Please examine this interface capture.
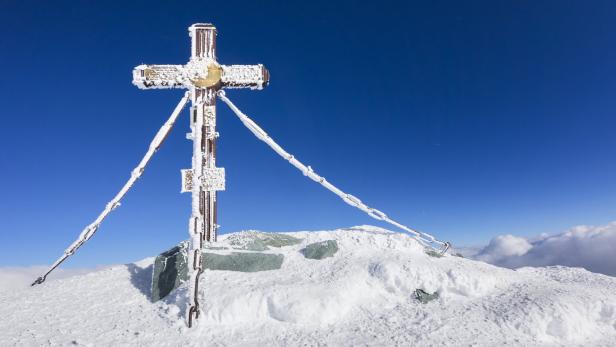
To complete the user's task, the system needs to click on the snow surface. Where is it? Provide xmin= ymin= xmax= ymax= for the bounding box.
xmin=1 ymin=226 xmax=616 ymax=346
xmin=0 ymin=266 xmax=96 ymax=292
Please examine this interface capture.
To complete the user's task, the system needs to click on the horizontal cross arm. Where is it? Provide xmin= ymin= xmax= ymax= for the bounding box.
xmin=132 ymin=64 xmax=187 ymax=90
xmin=221 ymin=64 xmax=269 ymax=90
xmin=133 ymin=63 xmax=270 ymax=90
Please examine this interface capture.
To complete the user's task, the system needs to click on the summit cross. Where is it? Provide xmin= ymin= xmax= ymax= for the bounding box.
xmin=132 ymin=23 xmax=269 ymax=327
xmin=31 ymin=21 xmax=450 ymax=331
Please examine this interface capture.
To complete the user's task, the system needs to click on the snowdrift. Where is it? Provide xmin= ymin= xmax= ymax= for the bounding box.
xmin=1 ymin=226 xmax=615 ymax=346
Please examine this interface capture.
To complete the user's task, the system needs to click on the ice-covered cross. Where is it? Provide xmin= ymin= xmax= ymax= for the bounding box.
xmin=132 ymin=23 xmax=269 ymax=327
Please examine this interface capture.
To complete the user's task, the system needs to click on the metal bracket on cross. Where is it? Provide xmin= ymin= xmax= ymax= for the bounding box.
xmin=181 ymin=168 xmax=226 ymax=193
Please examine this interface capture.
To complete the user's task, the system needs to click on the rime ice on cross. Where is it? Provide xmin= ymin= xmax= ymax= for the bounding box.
xmin=132 ymin=23 xmax=269 ymax=327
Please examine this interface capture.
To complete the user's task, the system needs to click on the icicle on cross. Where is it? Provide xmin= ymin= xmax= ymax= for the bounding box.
xmin=132 ymin=23 xmax=269 ymax=327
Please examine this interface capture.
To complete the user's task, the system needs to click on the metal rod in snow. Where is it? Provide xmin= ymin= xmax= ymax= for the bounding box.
xmin=31 ymin=92 xmax=191 ymax=286
xmin=216 ymin=90 xmax=450 ymax=253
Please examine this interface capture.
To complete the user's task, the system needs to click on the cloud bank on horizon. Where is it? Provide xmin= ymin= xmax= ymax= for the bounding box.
xmin=473 ymin=221 xmax=616 ymax=276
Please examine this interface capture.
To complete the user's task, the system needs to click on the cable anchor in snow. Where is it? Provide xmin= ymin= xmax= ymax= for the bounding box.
xmin=440 ymin=241 xmax=451 ymax=255
xmin=31 ymin=276 xmax=45 ymax=286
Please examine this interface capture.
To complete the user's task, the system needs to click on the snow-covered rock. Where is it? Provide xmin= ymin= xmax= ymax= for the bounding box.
xmin=1 ymin=226 xmax=615 ymax=346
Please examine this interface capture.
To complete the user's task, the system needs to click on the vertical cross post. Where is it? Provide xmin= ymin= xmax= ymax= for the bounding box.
xmin=130 ymin=23 xmax=269 ymax=327
xmin=187 ymin=23 xmax=219 ymax=327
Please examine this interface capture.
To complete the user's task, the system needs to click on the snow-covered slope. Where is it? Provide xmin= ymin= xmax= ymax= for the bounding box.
xmin=1 ymin=226 xmax=616 ymax=346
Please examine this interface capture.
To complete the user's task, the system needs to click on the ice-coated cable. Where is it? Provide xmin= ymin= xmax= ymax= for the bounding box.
xmin=32 ymin=91 xmax=191 ymax=286
xmin=217 ymin=90 xmax=450 ymax=253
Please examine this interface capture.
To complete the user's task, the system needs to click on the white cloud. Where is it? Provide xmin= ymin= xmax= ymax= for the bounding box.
xmin=473 ymin=221 xmax=616 ymax=277
xmin=0 ymin=266 xmax=96 ymax=292
xmin=474 ymin=234 xmax=532 ymax=264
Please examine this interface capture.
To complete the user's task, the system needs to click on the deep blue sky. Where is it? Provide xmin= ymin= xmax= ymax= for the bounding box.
xmin=1 ymin=1 xmax=615 ymax=267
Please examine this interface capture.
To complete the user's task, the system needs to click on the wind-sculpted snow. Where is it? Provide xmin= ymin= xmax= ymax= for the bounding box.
xmin=475 ymin=221 xmax=616 ymax=276
xmin=1 ymin=226 xmax=616 ymax=346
